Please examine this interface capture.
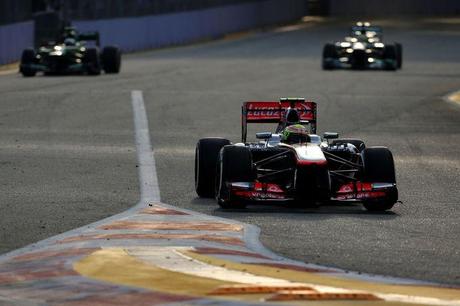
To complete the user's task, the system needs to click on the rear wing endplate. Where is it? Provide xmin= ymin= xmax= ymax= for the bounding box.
xmin=241 ymin=98 xmax=317 ymax=143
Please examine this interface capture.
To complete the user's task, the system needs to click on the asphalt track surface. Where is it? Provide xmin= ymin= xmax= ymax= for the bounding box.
xmin=1 ymin=18 xmax=459 ymax=286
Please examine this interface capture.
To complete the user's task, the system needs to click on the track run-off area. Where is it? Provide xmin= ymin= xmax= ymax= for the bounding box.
xmin=0 ymin=18 xmax=459 ymax=287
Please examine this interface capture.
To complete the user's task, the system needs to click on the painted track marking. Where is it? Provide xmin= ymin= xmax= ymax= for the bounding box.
xmin=0 ymin=90 xmax=459 ymax=305
xmin=131 ymin=90 xmax=161 ymax=203
xmin=444 ymin=89 xmax=460 ymax=105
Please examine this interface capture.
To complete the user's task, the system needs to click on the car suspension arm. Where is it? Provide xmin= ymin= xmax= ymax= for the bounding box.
xmin=323 ymin=151 xmax=362 ymax=169
xmin=257 ymin=168 xmax=295 ymax=180
xmin=254 ymin=151 xmax=291 ymax=168
xmin=330 ymin=171 xmax=359 ymax=182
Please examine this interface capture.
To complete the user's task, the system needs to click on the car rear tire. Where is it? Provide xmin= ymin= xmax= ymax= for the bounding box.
xmin=216 ymin=145 xmax=255 ymax=209
xmin=395 ymin=42 xmax=403 ymax=69
xmin=331 ymin=138 xmax=366 ymax=152
xmin=383 ymin=45 xmax=397 ymax=71
xmin=20 ymin=48 xmax=37 ymax=77
xmin=195 ymin=138 xmax=231 ymax=198
xmin=102 ymin=46 xmax=121 ymax=74
xmin=322 ymin=43 xmax=337 ymax=70
xmin=361 ymin=147 xmax=398 ymax=211
xmin=85 ymin=48 xmax=101 ymax=75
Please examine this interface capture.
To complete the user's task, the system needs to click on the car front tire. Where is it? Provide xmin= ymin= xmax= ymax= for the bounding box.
xmin=216 ymin=145 xmax=255 ymax=209
xmin=85 ymin=47 xmax=101 ymax=75
xmin=102 ymin=46 xmax=121 ymax=74
xmin=20 ymin=48 xmax=37 ymax=77
xmin=195 ymin=138 xmax=231 ymax=198
xmin=361 ymin=147 xmax=398 ymax=211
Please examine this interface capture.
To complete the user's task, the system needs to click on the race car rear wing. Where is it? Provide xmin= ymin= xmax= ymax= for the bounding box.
xmin=241 ymin=98 xmax=317 ymax=143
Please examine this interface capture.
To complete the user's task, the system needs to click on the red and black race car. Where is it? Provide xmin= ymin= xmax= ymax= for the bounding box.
xmin=195 ymin=98 xmax=398 ymax=211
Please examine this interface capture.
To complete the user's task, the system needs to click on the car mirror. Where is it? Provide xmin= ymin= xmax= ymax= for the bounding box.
xmin=256 ymin=132 xmax=272 ymax=140
xmin=323 ymin=132 xmax=339 ymax=139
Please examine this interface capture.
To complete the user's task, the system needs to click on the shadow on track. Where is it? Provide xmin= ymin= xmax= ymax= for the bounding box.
xmin=190 ymin=197 xmax=399 ymax=220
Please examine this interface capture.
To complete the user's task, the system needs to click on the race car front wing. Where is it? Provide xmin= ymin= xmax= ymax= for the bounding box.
xmin=228 ymin=181 xmax=397 ymax=203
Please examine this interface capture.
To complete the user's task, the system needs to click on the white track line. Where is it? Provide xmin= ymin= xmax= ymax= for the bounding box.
xmin=0 ymin=90 xmax=160 ymax=261
xmin=131 ymin=90 xmax=161 ymax=203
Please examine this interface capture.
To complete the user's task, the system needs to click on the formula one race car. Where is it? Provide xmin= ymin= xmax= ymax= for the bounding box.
xmin=322 ymin=22 xmax=402 ymax=70
xmin=19 ymin=27 xmax=121 ymax=77
xmin=195 ymin=98 xmax=398 ymax=211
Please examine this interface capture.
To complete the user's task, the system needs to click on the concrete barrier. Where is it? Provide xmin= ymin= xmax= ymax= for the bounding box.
xmin=328 ymin=0 xmax=460 ymax=17
xmin=0 ymin=0 xmax=305 ymax=65
xmin=0 ymin=21 xmax=34 ymax=65
xmin=74 ymin=0 xmax=307 ymax=51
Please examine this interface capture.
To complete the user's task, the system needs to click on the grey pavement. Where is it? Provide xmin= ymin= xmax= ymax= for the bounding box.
xmin=0 ymin=18 xmax=459 ymax=285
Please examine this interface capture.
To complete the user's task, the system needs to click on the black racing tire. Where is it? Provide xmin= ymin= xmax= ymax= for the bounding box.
xmin=322 ymin=43 xmax=337 ymax=70
xmin=216 ymin=145 xmax=255 ymax=209
xmin=20 ymin=48 xmax=37 ymax=77
xmin=361 ymin=147 xmax=398 ymax=211
xmin=101 ymin=46 xmax=121 ymax=74
xmin=331 ymin=138 xmax=366 ymax=152
xmin=195 ymin=138 xmax=231 ymax=198
xmin=85 ymin=47 xmax=101 ymax=75
xmin=395 ymin=42 xmax=403 ymax=69
xmin=383 ymin=44 xmax=397 ymax=71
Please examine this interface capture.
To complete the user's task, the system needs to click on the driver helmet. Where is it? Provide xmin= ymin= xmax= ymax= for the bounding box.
xmin=63 ymin=27 xmax=77 ymax=39
xmin=281 ymin=124 xmax=309 ymax=144
xmin=64 ymin=38 xmax=76 ymax=46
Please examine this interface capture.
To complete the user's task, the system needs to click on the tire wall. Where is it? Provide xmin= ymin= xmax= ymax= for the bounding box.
xmin=73 ymin=0 xmax=307 ymax=52
xmin=0 ymin=21 xmax=34 ymax=65
xmin=328 ymin=0 xmax=460 ymax=16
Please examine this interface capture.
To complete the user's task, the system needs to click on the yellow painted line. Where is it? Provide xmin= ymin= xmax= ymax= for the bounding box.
xmin=0 ymin=62 xmax=18 ymax=76
xmin=301 ymin=16 xmax=326 ymax=23
xmin=209 ymin=284 xmax=315 ymax=295
xmin=223 ymin=31 xmax=255 ymax=41
xmin=446 ymin=90 xmax=460 ymax=104
xmin=267 ymin=290 xmax=381 ymax=301
xmin=74 ymin=248 xmax=235 ymax=297
xmin=73 ymin=248 xmax=460 ymax=305
xmin=225 ymin=16 xmax=325 ymax=39
xmin=73 ymin=248 xmax=283 ymax=303
xmin=70 ymin=250 xmax=380 ymax=305
xmin=183 ymin=250 xmax=460 ymax=301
